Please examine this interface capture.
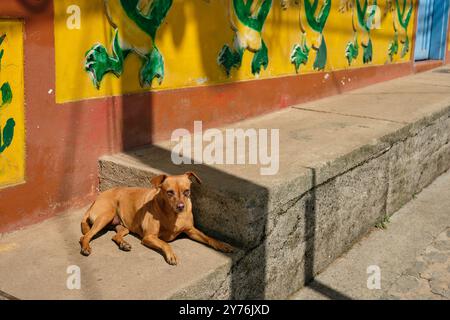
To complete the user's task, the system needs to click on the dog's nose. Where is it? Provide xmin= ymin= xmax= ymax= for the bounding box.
xmin=176 ymin=203 xmax=185 ymax=211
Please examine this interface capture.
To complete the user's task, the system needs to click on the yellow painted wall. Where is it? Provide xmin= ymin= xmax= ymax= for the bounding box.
xmin=0 ymin=20 xmax=25 ymax=187
xmin=54 ymin=0 xmax=416 ymax=103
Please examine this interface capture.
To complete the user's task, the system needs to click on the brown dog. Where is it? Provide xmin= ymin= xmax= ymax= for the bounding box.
xmin=79 ymin=172 xmax=233 ymax=265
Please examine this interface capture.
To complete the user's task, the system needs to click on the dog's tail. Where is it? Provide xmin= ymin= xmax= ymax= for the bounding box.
xmin=81 ymin=202 xmax=95 ymax=235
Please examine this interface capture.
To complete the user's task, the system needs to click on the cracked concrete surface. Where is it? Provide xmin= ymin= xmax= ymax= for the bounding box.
xmin=385 ymin=228 xmax=450 ymax=300
xmin=292 ymin=169 xmax=450 ymax=300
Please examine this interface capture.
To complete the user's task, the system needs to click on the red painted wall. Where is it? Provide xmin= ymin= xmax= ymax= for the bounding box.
xmin=0 ymin=1 xmax=112 ymax=232
xmin=0 ymin=1 xmax=418 ymax=233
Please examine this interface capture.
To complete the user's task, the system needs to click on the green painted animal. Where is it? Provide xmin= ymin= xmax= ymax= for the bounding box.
xmin=388 ymin=0 xmax=413 ymax=61
xmin=291 ymin=0 xmax=331 ymax=72
xmin=218 ymin=0 xmax=273 ymax=76
xmin=344 ymin=0 xmax=378 ymax=65
xmin=85 ymin=0 xmax=173 ymax=89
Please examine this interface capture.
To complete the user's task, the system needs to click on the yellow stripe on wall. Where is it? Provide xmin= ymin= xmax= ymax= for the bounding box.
xmin=54 ymin=0 xmax=416 ymax=103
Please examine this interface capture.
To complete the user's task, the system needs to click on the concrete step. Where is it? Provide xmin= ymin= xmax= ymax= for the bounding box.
xmin=0 ymin=207 xmax=236 ymax=299
xmin=98 ymin=66 xmax=450 ymax=299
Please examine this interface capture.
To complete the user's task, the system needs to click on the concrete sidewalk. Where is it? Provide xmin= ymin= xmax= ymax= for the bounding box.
xmin=292 ymin=169 xmax=450 ymax=300
xmin=0 ymin=207 xmax=235 ymax=299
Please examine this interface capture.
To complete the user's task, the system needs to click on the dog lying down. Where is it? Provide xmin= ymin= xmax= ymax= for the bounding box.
xmin=79 ymin=172 xmax=233 ymax=265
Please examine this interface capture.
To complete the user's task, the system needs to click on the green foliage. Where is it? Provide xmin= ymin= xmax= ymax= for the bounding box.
xmin=375 ymin=214 xmax=391 ymax=230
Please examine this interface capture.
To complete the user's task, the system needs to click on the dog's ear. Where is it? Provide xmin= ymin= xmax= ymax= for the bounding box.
xmin=185 ymin=171 xmax=202 ymax=184
xmin=150 ymin=174 xmax=167 ymax=188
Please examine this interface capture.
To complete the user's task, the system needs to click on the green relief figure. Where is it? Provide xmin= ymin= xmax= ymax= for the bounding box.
xmin=387 ymin=31 xmax=399 ymax=60
xmin=0 ymin=34 xmax=5 ymax=69
xmin=388 ymin=0 xmax=412 ymax=61
xmin=0 ymin=34 xmax=15 ymax=154
xmin=345 ymin=34 xmax=359 ymax=65
xmin=0 ymin=118 xmax=15 ymax=154
xmin=291 ymin=0 xmax=331 ymax=72
xmin=85 ymin=0 xmax=173 ymax=89
xmin=291 ymin=34 xmax=310 ymax=72
xmin=343 ymin=0 xmax=377 ymax=65
xmin=345 ymin=0 xmax=378 ymax=66
xmin=357 ymin=0 xmax=377 ymax=64
xmin=218 ymin=0 xmax=273 ymax=76
xmin=1 ymin=82 xmax=13 ymax=106
xmin=362 ymin=37 xmax=373 ymax=63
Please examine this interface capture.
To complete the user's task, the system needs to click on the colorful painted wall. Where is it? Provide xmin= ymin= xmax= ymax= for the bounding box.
xmin=0 ymin=1 xmax=426 ymax=233
xmin=54 ymin=0 xmax=416 ymax=103
xmin=0 ymin=20 xmax=25 ymax=188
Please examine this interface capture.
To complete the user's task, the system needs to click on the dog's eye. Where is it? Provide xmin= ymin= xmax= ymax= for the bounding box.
xmin=183 ymin=190 xmax=190 ymax=197
xmin=166 ymin=190 xmax=175 ymax=197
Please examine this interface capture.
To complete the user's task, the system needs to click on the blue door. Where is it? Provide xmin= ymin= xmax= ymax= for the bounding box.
xmin=414 ymin=0 xmax=450 ymax=61
xmin=429 ymin=0 xmax=449 ymax=60
xmin=415 ymin=0 xmax=435 ymax=60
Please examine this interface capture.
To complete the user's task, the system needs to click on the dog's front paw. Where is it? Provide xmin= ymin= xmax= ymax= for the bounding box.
xmin=165 ymin=251 xmax=179 ymax=266
xmin=119 ymin=241 xmax=132 ymax=252
xmin=79 ymin=236 xmax=92 ymax=256
xmin=80 ymin=246 xmax=91 ymax=256
xmin=214 ymin=241 xmax=234 ymax=253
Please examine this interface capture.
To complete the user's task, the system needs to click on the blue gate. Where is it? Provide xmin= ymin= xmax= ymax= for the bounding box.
xmin=414 ymin=0 xmax=449 ymax=61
